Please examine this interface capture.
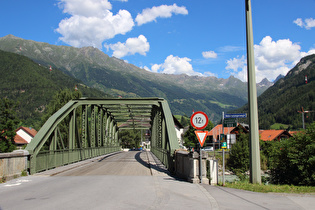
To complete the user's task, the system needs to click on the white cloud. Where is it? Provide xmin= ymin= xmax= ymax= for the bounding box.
xmin=254 ymin=36 xmax=301 ymax=70
xmin=225 ymin=36 xmax=315 ymax=82
xmin=202 ymin=51 xmax=217 ymax=59
xmin=135 ymin=4 xmax=188 ymax=26
xmin=106 ymin=35 xmax=150 ymax=58
xmin=58 ymin=0 xmax=112 ymax=17
xmin=293 ymin=18 xmax=303 ymax=27
xmin=226 ymin=56 xmax=246 ymax=72
xmin=305 ymin=18 xmax=315 ymax=29
xmin=218 ymin=46 xmax=244 ymax=52
xmin=226 ymin=55 xmax=247 ymax=81
xmin=294 ymin=18 xmax=315 ymax=30
xmin=147 ymin=55 xmax=219 ymax=77
xmin=56 ymin=0 xmax=134 ymax=48
xmin=203 ymin=71 xmax=218 ymax=77
xmin=147 ymin=55 xmax=195 ymax=75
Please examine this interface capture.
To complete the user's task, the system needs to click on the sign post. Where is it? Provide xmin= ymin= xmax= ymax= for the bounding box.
xmin=191 ymin=111 xmax=208 ymax=183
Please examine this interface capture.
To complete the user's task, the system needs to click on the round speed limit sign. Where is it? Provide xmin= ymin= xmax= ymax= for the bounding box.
xmin=190 ymin=111 xmax=209 ymax=130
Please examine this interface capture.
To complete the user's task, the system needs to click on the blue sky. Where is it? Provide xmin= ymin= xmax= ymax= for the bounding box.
xmin=1 ymin=0 xmax=315 ymax=82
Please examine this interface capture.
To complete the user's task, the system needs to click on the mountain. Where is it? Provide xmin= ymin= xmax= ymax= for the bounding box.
xmin=274 ymin=74 xmax=285 ymax=83
xmin=237 ymin=54 xmax=315 ymax=129
xmin=0 ymin=50 xmax=110 ymax=127
xmin=257 ymin=78 xmax=273 ymax=92
xmin=0 ymin=35 xmax=272 ymax=122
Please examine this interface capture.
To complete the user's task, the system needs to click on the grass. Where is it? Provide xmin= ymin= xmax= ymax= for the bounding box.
xmin=223 ymin=181 xmax=315 ymax=194
xmin=270 ymin=123 xmax=290 ymax=130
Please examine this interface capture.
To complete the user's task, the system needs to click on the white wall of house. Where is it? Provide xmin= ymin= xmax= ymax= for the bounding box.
xmin=175 ymin=127 xmax=184 ymax=147
xmin=16 ymin=129 xmax=33 ymax=143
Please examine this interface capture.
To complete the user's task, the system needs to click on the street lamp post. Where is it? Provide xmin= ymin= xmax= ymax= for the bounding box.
xmin=245 ymin=0 xmax=261 ymax=184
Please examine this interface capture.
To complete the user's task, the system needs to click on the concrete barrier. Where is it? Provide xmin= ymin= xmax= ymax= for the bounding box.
xmin=0 ymin=150 xmax=29 ymax=182
xmin=209 ymin=159 xmax=218 ymax=185
xmin=174 ymin=150 xmax=209 ymax=184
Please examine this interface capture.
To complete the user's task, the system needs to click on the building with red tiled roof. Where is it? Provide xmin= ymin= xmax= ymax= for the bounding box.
xmin=207 ymin=124 xmax=238 ymax=149
xmin=259 ymin=130 xmax=292 ymax=141
xmin=13 ymin=126 xmax=37 ymax=146
xmin=207 ymin=123 xmax=294 ymax=149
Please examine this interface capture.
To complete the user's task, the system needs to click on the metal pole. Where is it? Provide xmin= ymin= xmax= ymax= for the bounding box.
xmin=245 ymin=0 xmax=261 ymax=184
xmin=302 ymin=112 xmax=305 ymax=129
xmin=222 ymin=148 xmax=225 ymax=186
xmin=199 ymin=144 xmax=202 ymax=183
xmin=222 ymin=112 xmax=225 ymax=186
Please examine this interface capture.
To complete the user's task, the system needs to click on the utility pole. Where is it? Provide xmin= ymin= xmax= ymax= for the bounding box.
xmin=298 ymin=107 xmax=315 ymax=129
xmin=245 ymin=0 xmax=261 ymax=184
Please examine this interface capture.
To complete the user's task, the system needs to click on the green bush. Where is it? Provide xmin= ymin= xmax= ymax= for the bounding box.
xmin=227 ymin=133 xmax=249 ymax=174
xmin=0 ymin=98 xmax=19 ymax=153
xmin=270 ymin=122 xmax=315 ymax=186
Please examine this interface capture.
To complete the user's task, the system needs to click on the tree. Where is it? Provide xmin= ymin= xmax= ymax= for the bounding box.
xmin=41 ymin=89 xmax=82 ymax=126
xmin=119 ymin=130 xmax=141 ymax=149
xmin=180 ymin=115 xmax=189 ymax=127
xmin=270 ymin=121 xmax=315 ymax=186
xmin=0 ymin=98 xmax=20 ymax=153
xmin=226 ymin=133 xmax=250 ymax=175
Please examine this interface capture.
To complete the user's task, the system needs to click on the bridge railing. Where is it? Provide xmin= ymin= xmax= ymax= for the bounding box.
xmin=26 ymin=100 xmax=121 ymax=174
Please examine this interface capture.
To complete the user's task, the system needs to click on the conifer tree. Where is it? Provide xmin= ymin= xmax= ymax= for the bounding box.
xmin=0 ymin=98 xmax=20 ymax=153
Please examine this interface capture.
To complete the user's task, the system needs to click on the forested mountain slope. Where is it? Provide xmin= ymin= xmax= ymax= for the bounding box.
xmin=0 ymin=50 xmax=109 ymax=127
xmin=238 ymin=54 xmax=315 ymax=129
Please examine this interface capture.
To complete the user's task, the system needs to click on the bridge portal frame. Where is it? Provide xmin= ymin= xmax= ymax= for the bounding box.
xmin=26 ymin=98 xmax=180 ymax=174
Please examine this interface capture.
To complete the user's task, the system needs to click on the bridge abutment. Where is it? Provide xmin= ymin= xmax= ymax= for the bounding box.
xmin=175 ymin=150 xmax=218 ymax=185
xmin=0 ymin=150 xmax=29 ymax=181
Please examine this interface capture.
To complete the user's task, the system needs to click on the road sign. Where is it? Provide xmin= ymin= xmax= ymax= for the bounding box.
xmin=195 ymin=131 xmax=208 ymax=147
xmin=224 ymin=118 xmax=237 ymax=127
xmin=224 ymin=113 xmax=247 ymax=118
xmin=221 ymin=142 xmax=227 ymax=149
xmin=190 ymin=111 xmax=208 ymax=130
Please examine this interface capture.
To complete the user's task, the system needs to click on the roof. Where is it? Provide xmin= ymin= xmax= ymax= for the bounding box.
xmin=16 ymin=126 xmax=37 ymax=137
xmin=208 ymin=124 xmax=235 ymax=136
xmin=259 ymin=130 xmax=291 ymax=141
xmin=13 ymin=134 xmax=28 ymax=144
xmin=13 ymin=126 xmax=38 ymax=145
xmin=173 ymin=116 xmax=184 ymax=129
xmin=288 ymin=131 xmax=304 ymax=136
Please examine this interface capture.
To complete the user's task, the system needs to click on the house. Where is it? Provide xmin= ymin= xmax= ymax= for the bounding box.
xmin=207 ymin=123 xmax=293 ymax=148
xmin=259 ymin=130 xmax=292 ymax=141
xmin=14 ymin=126 xmax=37 ymax=147
xmin=173 ymin=116 xmax=185 ymax=148
xmin=230 ymin=123 xmax=249 ymax=135
xmin=207 ymin=124 xmax=237 ymax=149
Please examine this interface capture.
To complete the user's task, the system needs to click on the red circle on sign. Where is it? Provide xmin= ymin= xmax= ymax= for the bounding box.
xmin=190 ymin=111 xmax=209 ymax=130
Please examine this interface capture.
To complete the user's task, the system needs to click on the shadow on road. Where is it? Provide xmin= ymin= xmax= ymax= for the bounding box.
xmin=97 ymin=152 xmax=122 ymax=162
xmin=134 ymin=151 xmax=169 ymax=175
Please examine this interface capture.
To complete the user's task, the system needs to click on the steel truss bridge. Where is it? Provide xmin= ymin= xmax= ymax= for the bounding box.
xmin=25 ymin=98 xmax=180 ymax=174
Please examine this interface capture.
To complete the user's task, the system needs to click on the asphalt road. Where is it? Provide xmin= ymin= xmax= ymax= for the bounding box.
xmin=0 ymin=151 xmax=314 ymax=210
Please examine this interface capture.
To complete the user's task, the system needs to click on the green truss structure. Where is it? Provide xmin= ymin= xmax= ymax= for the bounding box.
xmin=26 ymin=98 xmax=180 ymax=174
